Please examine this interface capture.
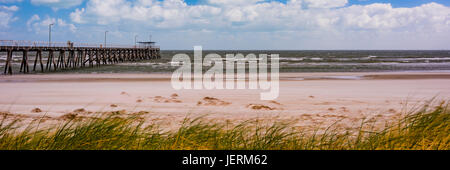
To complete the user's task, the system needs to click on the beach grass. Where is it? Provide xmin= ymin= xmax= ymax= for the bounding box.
xmin=0 ymin=102 xmax=448 ymax=150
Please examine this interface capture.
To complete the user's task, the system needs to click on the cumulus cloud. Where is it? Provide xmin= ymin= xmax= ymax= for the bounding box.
xmin=61 ymin=0 xmax=450 ymax=49
xmin=334 ymin=3 xmax=450 ymax=32
xmin=71 ymin=0 xmax=221 ymax=27
xmin=0 ymin=5 xmax=19 ymax=11
xmin=0 ymin=0 xmax=23 ymax=3
xmin=26 ymin=14 xmax=77 ymax=33
xmin=70 ymin=0 xmax=450 ymax=31
xmin=303 ymin=0 xmax=348 ymax=8
xmin=70 ymin=8 xmax=85 ymax=23
xmin=207 ymin=0 xmax=265 ymax=6
xmin=0 ymin=5 xmax=19 ymax=28
xmin=31 ymin=0 xmax=84 ymax=9
xmin=26 ymin=14 xmax=40 ymax=30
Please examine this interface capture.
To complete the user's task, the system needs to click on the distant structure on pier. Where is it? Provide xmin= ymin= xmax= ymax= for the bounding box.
xmin=137 ymin=41 xmax=157 ymax=48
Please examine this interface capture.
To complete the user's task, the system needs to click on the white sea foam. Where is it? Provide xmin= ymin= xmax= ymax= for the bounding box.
xmin=309 ymin=57 xmax=323 ymax=61
xmin=314 ymin=76 xmax=363 ymax=80
xmin=279 ymin=57 xmax=305 ymax=61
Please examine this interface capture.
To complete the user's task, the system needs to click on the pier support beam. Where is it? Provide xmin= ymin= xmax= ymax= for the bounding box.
xmin=4 ymin=50 xmax=13 ymax=75
xmin=1 ymin=46 xmax=160 ymax=75
xmin=20 ymin=50 xmax=29 ymax=73
xmin=33 ymin=50 xmax=44 ymax=72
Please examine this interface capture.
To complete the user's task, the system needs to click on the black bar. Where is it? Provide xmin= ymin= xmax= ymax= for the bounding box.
xmin=0 ymin=150 xmax=447 ymax=169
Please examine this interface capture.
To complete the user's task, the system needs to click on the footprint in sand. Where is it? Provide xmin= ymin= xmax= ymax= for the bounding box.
xmin=73 ymin=108 xmax=86 ymax=113
xmin=197 ymin=97 xmax=231 ymax=106
xmin=152 ymin=94 xmax=182 ymax=103
xmin=246 ymin=104 xmax=276 ymax=111
xmin=269 ymin=101 xmax=282 ymax=105
xmin=340 ymin=107 xmax=349 ymax=112
xmin=31 ymin=108 xmax=42 ymax=113
xmin=59 ymin=113 xmax=79 ymax=120
xmin=120 ymin=92 xmax=131 ymax=96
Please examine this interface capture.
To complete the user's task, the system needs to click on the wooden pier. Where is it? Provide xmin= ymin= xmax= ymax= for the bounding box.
xmin=0 ymin=40 xmax=160 ymax=75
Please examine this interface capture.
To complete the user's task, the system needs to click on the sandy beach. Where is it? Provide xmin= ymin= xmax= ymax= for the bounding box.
xmin=1 ymin=72 xmax=450 ymax=130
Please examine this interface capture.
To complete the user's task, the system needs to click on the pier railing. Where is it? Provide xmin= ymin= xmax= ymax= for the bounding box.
xmin=0 ymin=40 xmax=159 ymax=49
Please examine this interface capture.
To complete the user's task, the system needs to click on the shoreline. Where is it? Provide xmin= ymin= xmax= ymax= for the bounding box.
xmin=2 ymin=71 xmax=450 ymax=82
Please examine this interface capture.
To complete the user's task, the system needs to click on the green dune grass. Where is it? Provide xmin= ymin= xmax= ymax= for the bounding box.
xmin=0 ymin=102 xmax=448 ymax=150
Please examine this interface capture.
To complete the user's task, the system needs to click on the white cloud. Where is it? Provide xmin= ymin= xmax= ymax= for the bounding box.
xmin=335 ymin=3 xmax=450 ymax=31
xmin=0 ymin=5 xmax=19 ymax=11
xmin=207 ymin=0 xmax=265 ymax=6
xmin=0 ymin=12 xmax=13 ymax=28
xmin=27 ymin=15 xmax=77 ymax=33
xmin=0 ymin=0 xmax=23 ymax=3
xmin=57 ymin=18 xmax=77 ymax=32
xmin=26 ymin=14 xmax=40 ymax=30
xmin=70 ymin=8 xmax=85 ymax=23
xmin=0 ymin=5 xmax=19 ymax=28
xmin=303 ymin=0 xmax=348 ymax=8
xmin=31 ymin=0 xmax=84 ymax=9
xmin=71 ymin=0 xmax=221 ymax=27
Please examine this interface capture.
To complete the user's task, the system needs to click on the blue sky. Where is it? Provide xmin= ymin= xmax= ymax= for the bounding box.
xmin=1 ymin=0 xmax=449 ymax=50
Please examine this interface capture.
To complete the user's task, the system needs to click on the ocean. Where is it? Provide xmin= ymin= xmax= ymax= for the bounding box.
xmin=1 ymin=50 xmax=450 ymax=74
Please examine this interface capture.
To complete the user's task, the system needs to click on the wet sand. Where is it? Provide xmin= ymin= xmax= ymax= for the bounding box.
xmin=1 ymin=72 xmax=450 ymax=130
